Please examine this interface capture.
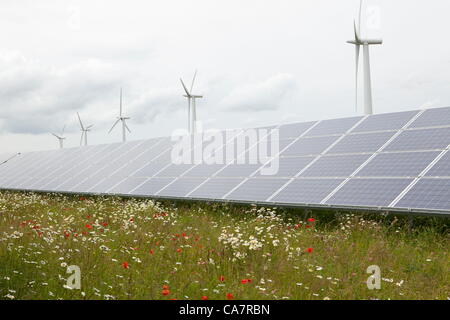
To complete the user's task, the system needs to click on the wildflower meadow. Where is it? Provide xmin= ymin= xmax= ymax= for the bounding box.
xmin=0 ymin=191 xmax=448 ymax=300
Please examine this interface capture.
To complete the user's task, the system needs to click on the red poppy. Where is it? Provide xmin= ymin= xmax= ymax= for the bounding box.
xmin=122 ymin=261 xmax=129 ymax=269
xmin=102 ymin=222 xmax=108 ymax=227
xmin=162 ymin=289 xmax=170 ymax=296
xmin=241 ymin=279 xmax=248 ymax=284
xmin=201 ymin=296 xmax=208 ymax=300
xmin=307 ymin=218 xmax=315 ymax=222
xmin=149 ymin=250 xmax=154 ymax=255
xmin=305 ymin=225 xmax=311 ymax=229
xmin=182 ymin=233 xmax=187 ymax=237
xmin=226 ymin=293 xmax=234 ymax=300
xmin=306 ymin=248 xmax=313 ymax=253
xmin=64 ymin=231 xmax=70 ymax=238
xmin=162 ymin=285 xmax=169 ymax=290
xmin=85 ymin=224 xmax=92 ymax=230
xmin=176 ymin=248 xmax=182 ymax=253
xmin=219 ymin=275 xmax=225 ymax=282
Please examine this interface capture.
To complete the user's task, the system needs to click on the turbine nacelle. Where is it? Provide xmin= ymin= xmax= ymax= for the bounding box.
xmin=180 ymin=70 xmax=203 ymax=134
xmin=109 ymin=88 xmax=131 ymax=142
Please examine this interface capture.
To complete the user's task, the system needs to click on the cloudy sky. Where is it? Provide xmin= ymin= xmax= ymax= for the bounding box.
xmin=0 ymin=0 xmax=449 ymax=153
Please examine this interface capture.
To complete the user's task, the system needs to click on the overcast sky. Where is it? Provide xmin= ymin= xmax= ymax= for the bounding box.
xmin=0 ymin=0 xmax=449 ymax=153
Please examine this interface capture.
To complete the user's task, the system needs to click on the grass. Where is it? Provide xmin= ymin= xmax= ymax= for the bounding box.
xmin=0 ymin=191 xmax=448 ymax=300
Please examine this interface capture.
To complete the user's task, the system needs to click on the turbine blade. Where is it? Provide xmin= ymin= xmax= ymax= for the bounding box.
xmin=180 ymin=78 xmax=190 ymax=96
xmin=124 ymin=121 xmax=131 ymax=133
xmin=108 ymin=120 xmax=120 ymax=134
xmin=354 ymin=20 xmax=360 ymax=42
xmin=355 ymin=44 xmax=361 ymax=112
xmin=190 ymin=69 xmax=197 ymax=93
xmin=80 ymin=132 xmax=84 ymax=146
xmin=77 ymin=112 xmax=85 ymax=130
xmin=62 ymin=124 xmax=66 ymax=136
xmin=358 ymin=0 xmax=363 ymax=38
xmin=51 ymin=133 xmax=60 ymax=138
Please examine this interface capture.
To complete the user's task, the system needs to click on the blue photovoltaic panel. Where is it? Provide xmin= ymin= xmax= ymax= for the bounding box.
xmin=183 ymin=164 xmax=226 ymax=177
xmin=384 ymin=127 xmax=450 ymax=152
xmin=215 ymin=163 xmax=263 ymax=177
xmin=305 ymin=116 xmax=363 ymax=136
xmin=188 ymin=177 xmax=245 ymax=199
xmin=254 ymin=156 xmax=315 ymax=177
xmin=157 ymin=177 xmax=207 ymax=197
xmin=327 ymin=131 xmax=395 ymax=154
xmin=281 ymin=136 xmax=339 ymax=157
xmin=395 ymin=178 xmax=450 ymax=211
xmin=301 ymin=154 xmax=370 ymax=177
xmin=352 ymin=110 xmax=419 ymax=133
xmin=131 ymin=177 xmax=174 ymax=196
xmin=409 ymin=107 xmax=450 ymax=129
xmin=326 ymin=178 xmax=413 ymax=207
xmin=272 ymin=178 xmax=344 ymax=204
xmin=225 ymin=178 xmax=289 ymax=202
xmin=2 ymin=106 xmax=450 ymax=215
xmin=425 ymin=152 xmax=450 ymax=177
xmin=357 ymin=151 xmax=440 ymax=177
xmin=154 ymin=164 xmax=195 ymax=177
xmin=106 ymin=177 xmax=148 ymax=194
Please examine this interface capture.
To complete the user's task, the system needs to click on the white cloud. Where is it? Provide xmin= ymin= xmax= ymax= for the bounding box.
xmin=219 ymin=74 xmax=297 ymax=112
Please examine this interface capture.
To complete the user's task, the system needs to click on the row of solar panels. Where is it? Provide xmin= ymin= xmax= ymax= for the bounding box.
xmin=1 ymin=107 xmax=450 ymax=216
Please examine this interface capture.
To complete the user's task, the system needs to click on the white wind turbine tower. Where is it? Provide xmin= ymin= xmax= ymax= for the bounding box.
xmin=180 ymin=70 xmax=203 ymax=134
xmin=77 ymin=112 xmax=93 ymax=146
xmin=347 ymin=0 xmax=382 ymax=115
xmin=51 ymin=125 xmax=66 ymax=149
xmin=108 ymin=88 xmax=131 ymax=142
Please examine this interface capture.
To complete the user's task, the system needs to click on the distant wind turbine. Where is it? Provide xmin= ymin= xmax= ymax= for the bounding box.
xmin=77 ymin=112 xmax=93 ymax=146
xmin=180 ymin=70 xmax=203 ymax=134
xmin=51 ymin=125 xmax=66 ymax=149
xmin=108 ymin=88 xmax=131 ymax=142
xmin=347 ymin=0 xmax=382 ymax=115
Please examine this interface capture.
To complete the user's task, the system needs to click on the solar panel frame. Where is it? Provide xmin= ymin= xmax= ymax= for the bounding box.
xmin=2 ymin=107 xmax=450 ymax=216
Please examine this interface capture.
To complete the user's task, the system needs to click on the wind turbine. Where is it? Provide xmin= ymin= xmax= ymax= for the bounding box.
xmin=51 ymin=125 xmax=66 ymax=149
xmin=77 ymin=112 xmax=93 ymax=146
xmin=180 ymin=70 xmax=203 ymax=134
xmin=108 ymin=88 xmax=131 ymax=142
xmin=347 ymin=0 xmax=382 ymax=115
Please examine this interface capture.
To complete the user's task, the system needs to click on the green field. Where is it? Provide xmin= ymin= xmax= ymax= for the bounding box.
xmin=0 ymin=191 xmax=448 ymax=300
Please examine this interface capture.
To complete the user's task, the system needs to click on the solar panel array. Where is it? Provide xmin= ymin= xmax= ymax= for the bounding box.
xmin=1 ymin=107 xmax=450 ymax=216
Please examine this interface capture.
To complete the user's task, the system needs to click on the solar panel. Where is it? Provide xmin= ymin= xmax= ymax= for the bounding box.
xmin=225 ymin=178 xmax=289 ymax=202
xmin=384 ymin=127 xmax=450 ymax=152
xmin=281 ymin=136 xmax=340 ymax=156
xmin=188 ymin=177 xmax=245 ymax=199
xmin=409 ymin=107 xmax=450 ymax=129
xmin=352 ymin=110 xmax=419 ymax=133
xmin=301 ymin=154 xmax=371 ymax=177
xmin=357 ymin=151 xmax=440 ymax=177
xmin=158 ymin=177 xmax=207 ymax=197
xmin=327 ymin=131 xmax=395 ymax=154
xmin=254 ymin=156 xmax=315 ymax=177
xmin=272 ymin=178 xmax=344 ymax=204
xmin=425 ymin=152 xmax=450 ymax=177
xmin=305 ymin=116 xmax=363 ymax=136
xmin=326 ymin=178 xmax=413 ymax=207
xmin=395 ymin=178 xmax=450 ymax=212
xmin=2 ymin=106 xmax=450 ymax=216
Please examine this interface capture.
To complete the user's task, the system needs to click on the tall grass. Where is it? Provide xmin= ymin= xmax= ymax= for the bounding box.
xmin=0 ymin=191 xmax=448 ymax=300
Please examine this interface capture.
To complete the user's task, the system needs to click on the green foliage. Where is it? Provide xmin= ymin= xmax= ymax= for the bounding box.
xmin=0 ymin=191 xmax=448 ymax=300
